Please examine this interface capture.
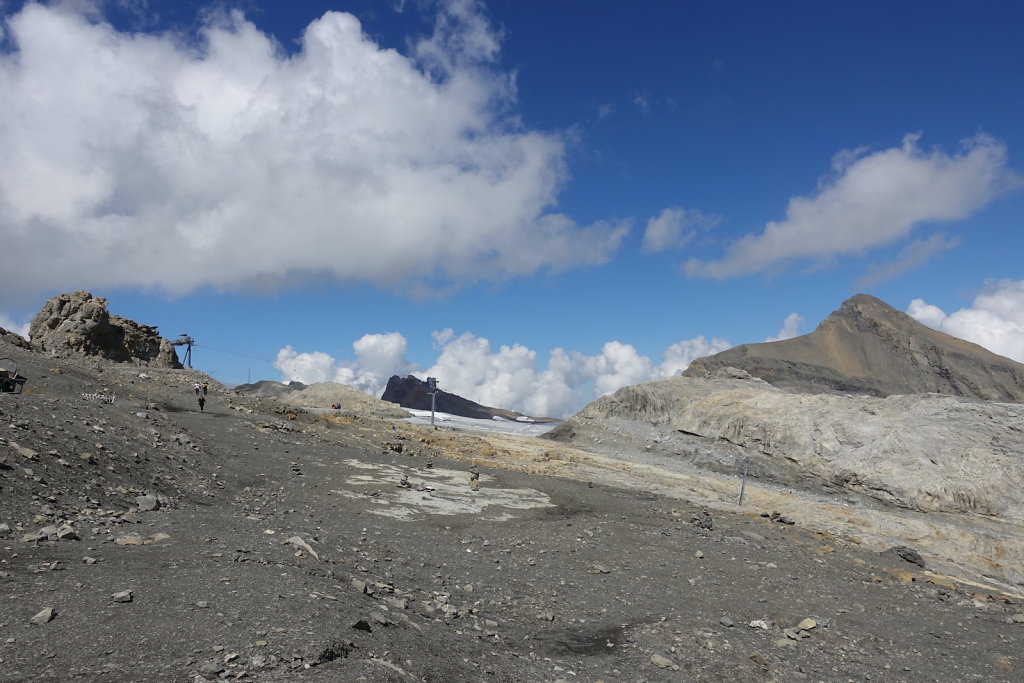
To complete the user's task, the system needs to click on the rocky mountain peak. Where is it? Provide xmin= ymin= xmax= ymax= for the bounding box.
xmin=685 ymin=293 xmax=1024 ymax=402
xmin=817 ymin=293 xmax=919 ymax=334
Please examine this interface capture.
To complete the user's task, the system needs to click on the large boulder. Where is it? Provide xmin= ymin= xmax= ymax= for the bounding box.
xmin=684 ymin=294 xmax=1024 ymax=402
xmin=29 ymin=291 xmax=181 ymax=368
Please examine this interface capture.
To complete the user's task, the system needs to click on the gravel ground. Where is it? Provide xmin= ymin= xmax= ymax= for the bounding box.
xmin=1 ymin=339 xmax=1023 ymax=682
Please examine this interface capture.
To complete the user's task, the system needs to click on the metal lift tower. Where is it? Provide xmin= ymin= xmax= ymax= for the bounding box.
xmin=172 ymin=334 xmax=195 ymax=368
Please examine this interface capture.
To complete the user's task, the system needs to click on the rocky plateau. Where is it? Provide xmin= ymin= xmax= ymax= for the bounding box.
xmin=0 ymin=293 xmax=1023 ymax=681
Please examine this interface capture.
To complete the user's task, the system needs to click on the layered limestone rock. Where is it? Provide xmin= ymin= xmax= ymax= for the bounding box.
xmin=546 ymin=369 xmax=1024 ymax=523
xmin=684 ymin=294 xmax=1024 ymax=402
xmin=29 ymin=291 xmax=181 ymax=368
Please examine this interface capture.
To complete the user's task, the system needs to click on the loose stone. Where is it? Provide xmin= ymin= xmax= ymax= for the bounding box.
xmin=30 ymin=608 xmax=56 ymax=625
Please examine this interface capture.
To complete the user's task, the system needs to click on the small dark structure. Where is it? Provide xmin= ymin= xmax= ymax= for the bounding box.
xmin=172 ymin=334 xmax=195 ymax=368
xmin=0 ymin=358 xmax=27 ymax=393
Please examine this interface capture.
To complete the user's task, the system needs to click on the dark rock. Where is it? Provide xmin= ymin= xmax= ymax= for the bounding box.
xmin=888 ymin=545 xmax=926 ymax=568
xmin=381 ymin=374 xmax=547 ymax=421
xmin=691 ymin=509 xmax=714 ymax=530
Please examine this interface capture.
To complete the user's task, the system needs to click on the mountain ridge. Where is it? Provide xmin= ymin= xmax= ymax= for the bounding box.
xmin=684 ymin=293 xmax=1024 ymax=401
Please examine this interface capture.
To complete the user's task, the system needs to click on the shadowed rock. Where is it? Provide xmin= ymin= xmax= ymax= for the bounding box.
xmin=381 ymin=374 xmax=535 ymax=421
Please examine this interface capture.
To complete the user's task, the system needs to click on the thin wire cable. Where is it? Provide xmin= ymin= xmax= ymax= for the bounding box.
xmin=193 ymin=348 xmax=274 ymax=362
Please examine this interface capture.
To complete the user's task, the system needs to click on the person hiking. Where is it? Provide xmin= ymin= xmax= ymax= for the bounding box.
xmin=198 ymin=395 xmax=206 ymax=412
xmin=193 ymin=382 xmax=201 ymax=396
xmin=201 ymin=382 xmax=209 ymax=396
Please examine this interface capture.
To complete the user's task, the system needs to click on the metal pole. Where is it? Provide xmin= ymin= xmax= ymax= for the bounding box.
xmin=738 ymin=458 xmax=750 ymax=506
xmin=426 ymin=377 xmax=438 ymax=429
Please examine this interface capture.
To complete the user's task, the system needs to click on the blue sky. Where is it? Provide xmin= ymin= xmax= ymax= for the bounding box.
xmin=1 ymin=0 xmax=1022 ymax=417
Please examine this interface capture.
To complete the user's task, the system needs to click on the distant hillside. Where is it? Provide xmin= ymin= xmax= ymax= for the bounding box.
xmin=684 ymin=293 xmax=1024 ymax=402
xmin=281 ymin=382 xmax=411 ymax=419
xmin=234 ymin=380 xmax=307 ymax=397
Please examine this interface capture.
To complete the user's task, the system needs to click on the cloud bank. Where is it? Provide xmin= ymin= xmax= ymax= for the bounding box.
xmin=0 ymin=2 xmax=627 ymax=307
xmin=274 ymin=330 xmax=733 ymax=418
xmin=907 ymin=279 xmax=1024 ymax=364
xmin=685 ymin=134 xmax=1019 ymax=279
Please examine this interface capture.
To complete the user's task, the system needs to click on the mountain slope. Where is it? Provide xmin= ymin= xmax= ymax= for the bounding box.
xmin=684 ymin=293 xmax=1024 ymax=401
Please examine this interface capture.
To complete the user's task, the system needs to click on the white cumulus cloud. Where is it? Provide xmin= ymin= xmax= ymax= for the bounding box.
xmin=907 ymin=280 xmax=1024 ymax=363
xmin=765 ymin=312 xmax=803 ymax=342
xmin=0 ymin=2 xmax=628 ymax=307
xmin=274 ymin=330 xmax=733 ymax=418
xmin=685 ymin=134 xmax=1019 ymax=279
xmin=274 ymin=332 xmax=417 ymax=395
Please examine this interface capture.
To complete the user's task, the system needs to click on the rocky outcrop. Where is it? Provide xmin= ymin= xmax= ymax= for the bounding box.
xmin=0 ymin=326 xmax=31 ymax=350
xmin=684 ymin=294 xmax=1024 ymax=402
xmin=546 ymin=369 xmax=1024 ymax=523
xmin=28 ymin=291 xmax=181 ymax=368
xmin=381 ymin=375 xmax=535 ymax=421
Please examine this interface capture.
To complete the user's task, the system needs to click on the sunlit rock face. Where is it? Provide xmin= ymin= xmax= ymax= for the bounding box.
xmin=29 ymin=291 xmax=181 ymax=368
xmin=684 ymin=293 xmax=1024 ymax=403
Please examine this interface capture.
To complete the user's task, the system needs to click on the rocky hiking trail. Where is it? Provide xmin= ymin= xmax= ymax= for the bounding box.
xmin=2 ymin=342 xmax=1024 ymax=681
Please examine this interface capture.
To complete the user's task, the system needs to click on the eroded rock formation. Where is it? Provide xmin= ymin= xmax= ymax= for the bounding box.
xmin=29 ymin=291 xmax=181 ymax=367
